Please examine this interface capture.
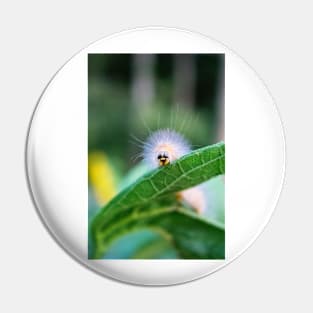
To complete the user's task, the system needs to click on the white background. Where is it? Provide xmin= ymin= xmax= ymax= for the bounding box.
xmin=0 ymin=1 xmax=311 ymax=312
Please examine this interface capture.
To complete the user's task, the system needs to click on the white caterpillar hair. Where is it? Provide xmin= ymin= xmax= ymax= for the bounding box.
xmin=142 ymin=128 xmax=207 ymax=214
xmin=143 ymin=129 xmax=191 ymax=168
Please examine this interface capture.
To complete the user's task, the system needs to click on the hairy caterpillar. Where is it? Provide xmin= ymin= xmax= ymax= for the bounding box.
xmin=142 ymin=129 xmax=207 ymax=214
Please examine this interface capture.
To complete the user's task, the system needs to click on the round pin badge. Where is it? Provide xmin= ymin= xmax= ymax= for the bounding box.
xmin=26 ymin=27 xmax=285 ymax=285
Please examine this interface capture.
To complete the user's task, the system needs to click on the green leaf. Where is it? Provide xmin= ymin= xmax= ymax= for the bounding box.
xmin=91 ymin=142 xmax=225 ymax=259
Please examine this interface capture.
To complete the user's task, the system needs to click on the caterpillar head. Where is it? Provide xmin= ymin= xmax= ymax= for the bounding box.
xmin=157 ymin=150 xmax=170 ymax=166
xmin=143 ymin=129 xmax=191 ymax=169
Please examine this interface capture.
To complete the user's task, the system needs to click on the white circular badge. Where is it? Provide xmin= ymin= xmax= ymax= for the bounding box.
xmin=26 ymin=27 xmax=285 ymax=285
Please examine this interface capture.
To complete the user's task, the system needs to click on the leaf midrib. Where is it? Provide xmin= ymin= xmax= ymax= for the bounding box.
xmin=100 ymin=150 xmax=224 ymax=215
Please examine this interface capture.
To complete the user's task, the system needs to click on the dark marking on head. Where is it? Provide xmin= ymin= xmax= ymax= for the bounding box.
xmin=157 ymin=151 xmax=170 ymax=166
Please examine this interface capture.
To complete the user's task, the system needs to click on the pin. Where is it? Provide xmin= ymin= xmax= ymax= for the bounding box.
xmin=26 ymin=27 xmax=285 ymax=286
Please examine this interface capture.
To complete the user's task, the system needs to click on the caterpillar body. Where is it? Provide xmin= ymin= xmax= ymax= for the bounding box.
xmin=143 ymin=129 xmax=207 ymax=214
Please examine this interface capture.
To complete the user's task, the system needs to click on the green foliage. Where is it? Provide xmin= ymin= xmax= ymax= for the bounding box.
xmin=90 ymin=142 xmax=225 ymax=259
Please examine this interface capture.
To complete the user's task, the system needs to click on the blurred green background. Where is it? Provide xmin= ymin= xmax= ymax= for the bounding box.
xmin=88 ymin=54 xmax=225 ymax=259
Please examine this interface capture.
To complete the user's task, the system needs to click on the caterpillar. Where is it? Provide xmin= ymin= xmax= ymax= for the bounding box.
xmin=142 ymin=128 xmax=207 ymax=214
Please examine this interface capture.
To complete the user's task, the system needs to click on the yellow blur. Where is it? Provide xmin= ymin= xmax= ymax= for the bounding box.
xmin=88 ymin=152 xmax=117 ymax=205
